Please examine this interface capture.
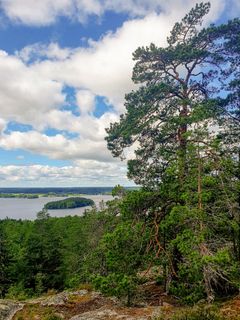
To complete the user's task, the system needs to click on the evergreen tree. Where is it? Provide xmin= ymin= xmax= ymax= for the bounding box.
xmin=24 ymin=218 xmax=64 ymax=293
xmin=106 ymin=3 xmax=240 ymax=303
xmin=0 ymin=221 xmax=11 ymax=297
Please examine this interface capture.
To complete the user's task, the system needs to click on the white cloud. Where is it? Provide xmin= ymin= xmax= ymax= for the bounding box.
xmin=0 ymin=161 xmax=130 ymax=186
xmin=1 ymin=0 xmax=239 ymax=26
xmin=1 ymin=0 xmax=72 ymax=25
xmin=39 ymin=110 xmax=118 ymax=141
xmin=75 ymin=112 xmax=118 ymax=141
xmin=16 ymin=43 xmax=73 ymax=62
xmin=76 ymin=90 xmax=95 ymax=114
xmin=0 ymin=50 xmax=65 ymax=129
xmin=0 ymin=130 xmax=115 ymax=162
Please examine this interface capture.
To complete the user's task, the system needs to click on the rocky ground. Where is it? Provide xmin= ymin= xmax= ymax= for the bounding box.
xmin=6 ymin=289 xmax=160 ymax=320
xmin=0 ymin=300 xmax=24 ymax=320
xmin=1 ymin=284 xmax=240 ymax=319
xmin=0 ymin=283 xmax=173 ymax=320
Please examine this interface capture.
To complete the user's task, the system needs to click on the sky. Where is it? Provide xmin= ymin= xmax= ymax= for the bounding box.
xmin=0 ymin=0 xmax=239 ymax=187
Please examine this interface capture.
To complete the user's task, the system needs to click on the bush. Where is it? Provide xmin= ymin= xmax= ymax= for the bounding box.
xmin=93 ymin=273 xmax=137 ymax=306
xmin=6 ymin=283 xmax=32 ymax=301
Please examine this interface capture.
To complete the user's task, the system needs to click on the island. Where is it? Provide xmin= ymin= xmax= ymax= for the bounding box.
xmin=44 ymin=197 xmax=95 ymax=210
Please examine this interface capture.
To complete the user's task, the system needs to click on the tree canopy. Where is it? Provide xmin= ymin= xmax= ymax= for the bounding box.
xmin=106 ymin=2 xmax=240 ymax=188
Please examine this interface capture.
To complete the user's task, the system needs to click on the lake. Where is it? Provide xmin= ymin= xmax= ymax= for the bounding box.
xmin=0 ymin=195 xmax=113 ymax=220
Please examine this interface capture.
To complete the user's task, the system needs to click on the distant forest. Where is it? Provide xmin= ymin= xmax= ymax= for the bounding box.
xmin=0 ymin=187 xmax=138 ymax=195
xmin=0 ymin=187 xmax=114 ymax=195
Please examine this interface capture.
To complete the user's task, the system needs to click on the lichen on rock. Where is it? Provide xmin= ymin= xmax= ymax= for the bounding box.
xmin=0 ymin=300 xmax=24 ymax=320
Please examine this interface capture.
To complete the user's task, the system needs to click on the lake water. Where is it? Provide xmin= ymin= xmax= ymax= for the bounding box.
xmin=0 ymin=195 xmax=113 ymax=220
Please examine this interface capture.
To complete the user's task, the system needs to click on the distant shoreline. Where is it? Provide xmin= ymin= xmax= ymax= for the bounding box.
xmin=0 ymin=187 xmax=114 ymax=195
xmin=0 ymin=186 xmax=138 ymax=196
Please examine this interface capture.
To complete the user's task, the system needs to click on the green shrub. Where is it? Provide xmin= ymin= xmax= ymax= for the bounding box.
xmin=93 ymin=273 xmax=137 ymax=306
xmin=6 ymin=282 xmax=32 ymax=301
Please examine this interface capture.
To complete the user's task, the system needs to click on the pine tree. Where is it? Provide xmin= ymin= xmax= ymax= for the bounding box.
xmin=106 ymin=3 xmax=240 ymax=302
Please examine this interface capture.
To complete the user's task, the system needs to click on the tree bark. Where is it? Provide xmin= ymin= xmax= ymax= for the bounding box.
xmin=178 ymin=104 xmax=188 ymax=186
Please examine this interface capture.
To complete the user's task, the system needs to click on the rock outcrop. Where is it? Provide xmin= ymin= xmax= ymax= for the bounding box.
xmin=11 ymin=289 xmax=161 ymax=320
xmin=70 ymin=306 xmax=159 ymax=320
xmin=0 ymin=300 xmax=24 ymax=320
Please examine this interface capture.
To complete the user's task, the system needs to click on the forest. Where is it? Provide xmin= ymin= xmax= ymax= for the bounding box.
xmin=0 ymin=2 xmax=240 ymax=318
xmin=0 ymin=194 xmax=39 ymax=199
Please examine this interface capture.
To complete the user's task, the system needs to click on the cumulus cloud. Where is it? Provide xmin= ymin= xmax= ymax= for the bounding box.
xmin=0 ymin=129 xmax=116 ymax=162
xmin=1 ymin=0 xmax=72 ymax=25
xmin=76 ymin=90 xmax=95 ymax=114
xmin=0 ymin=161 xmax=129 ymax=186
xmin=16 ymin=43 xmax=73 ymax=62
xmin=1 ymin=0 xmax=239 ymax=26
xmin=0 ymin=50 xmax=65 ymax=129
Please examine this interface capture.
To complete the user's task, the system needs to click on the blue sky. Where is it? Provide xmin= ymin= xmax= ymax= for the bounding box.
xmin=0 ymin=0 xmax=239 ymax=187
xmin=0 ymin=12 xmax=128 ymax=53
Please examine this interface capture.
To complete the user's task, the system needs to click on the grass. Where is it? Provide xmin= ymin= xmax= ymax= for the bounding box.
xmin=154 ymin=304 xmax=227 ymax=320
xmin=14 ymin=304 xmax=62 ymax=320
